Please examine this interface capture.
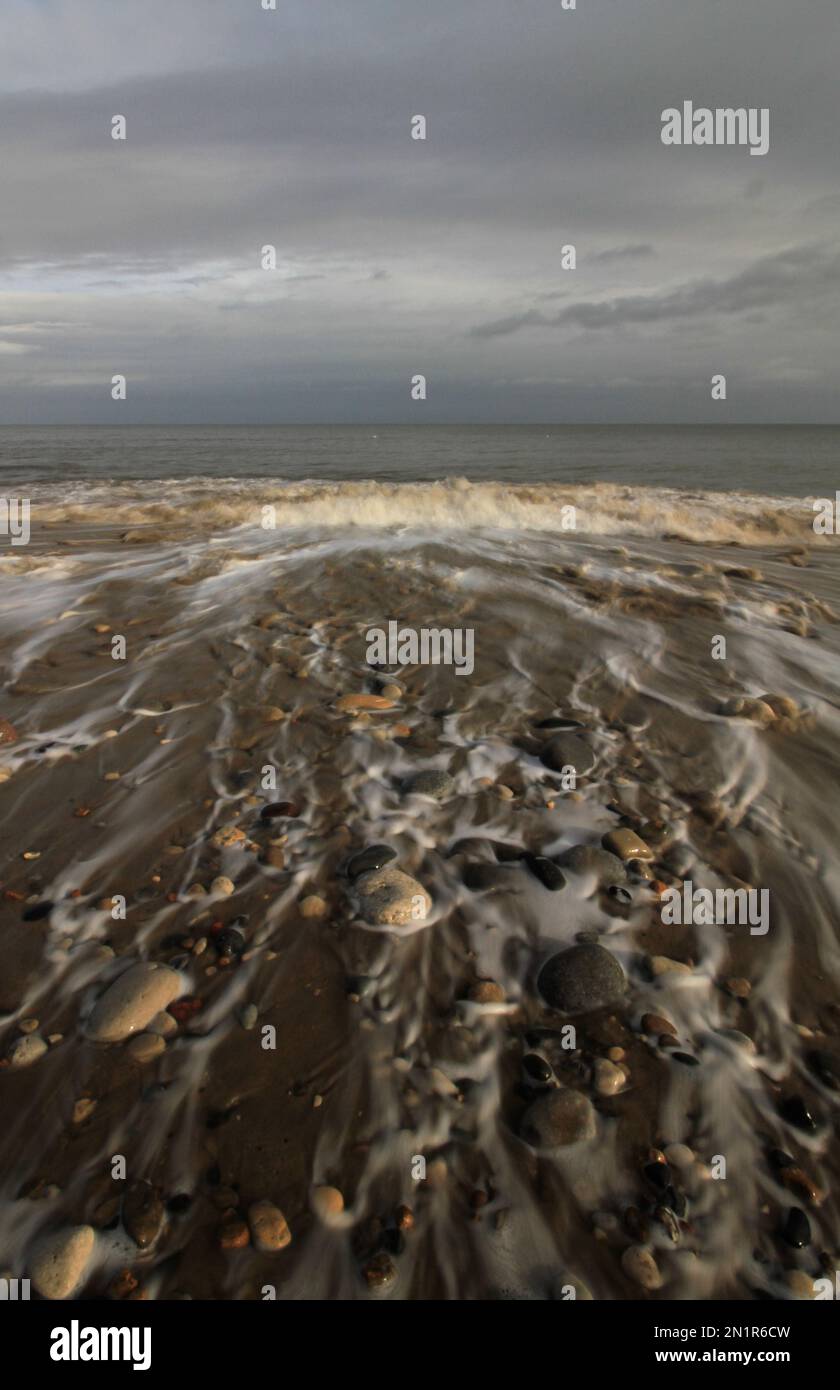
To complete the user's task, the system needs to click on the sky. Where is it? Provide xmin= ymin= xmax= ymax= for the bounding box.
xmin=1 ymin=0 xmax=839 ymax=424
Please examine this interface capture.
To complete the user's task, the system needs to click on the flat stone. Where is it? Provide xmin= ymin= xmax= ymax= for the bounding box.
xmin=621 ymin=1244 xmax=663 ymax=1290
xmin=401 ymin=769 xmax=454 ymax=800
xmin=556 ymin=844 xmax=627 ymax=887
xmin=537 ymin=944 xmax=626 ymax=1014
xmin=30 ymin=1225 xmax=96 ymax=1300
xmin=354 ymin=866 xmax=432 ymax=927
xmin=123 ymin=1181 xmax=165 ymax=1248
xmin=8 ymin=1034 xmax=48 ymax=1067
xmin=248 ymin=1199 xmax=291 ymax=1252
xmin=539 ymin=732 xmax=596 ymax=775
xmin=347 ymin=845 xmax=397 ymax=880
xmin=520 ymin=1088 xmax=597 ymax=1149
xmin=86 ymin=962 xmax=183 ymax=1043
xmin=650 ymin=956 xmax=692 ymax=977
xmin=336 ymin=693 xmax=395 ymax=711
xmin=602 ymin=828 xmax=654 ymax=861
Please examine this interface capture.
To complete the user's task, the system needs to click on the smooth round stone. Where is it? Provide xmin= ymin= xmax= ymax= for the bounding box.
xmin=778 ymin=1095 xmax=818 ymax=1132
xmin=30 ymin=1225 xmax=96 ymax=1300
xmin=86 ymin=962 xmax=182 ymax=1043
xmin=593 ymin=1058 xmax=625 ymax=1096
xmin=8 ymin=1034 xmax=48 ymax=1067
xmin=524 ymin=855 xmax=566 ymax=891
xmin=248 ymin=1200 xmax=291 ymax=1252
xmin=463 ymin=862 xmax=512 ymax=891
xmin=537 ymin=944 xmax=626 ymax=1015
xmin=520 ymin=1088 xmax=597 ymax=1149
xmin=300 ymin=895 xmax=327 ymax=918
xmin=347 ymin=845 xmax=397 ymax=880
xmin=621 ymin=1244 xmax=663 ymax=1290
xmin=401 ymin=770 xmax=454 ymax=800
xmin=540 ymin=733 xmax=596 ymax=775
xmin=602 ymin=828 xmax=654 ymax=861
xmin=311 ymin=1186 xmax=344 ymax=1221
xmin=556 ymin=844 xmax=627 ymax=887
xmin=522 ymin=1053 xmax=553 ymax=1084
xmin=354 ymin=866 xmax=432 ymax=927
xmin=663 ymin=1143 xmax=694 ymax=1170
xmin=124 ymin=1181 xmax=165 ymax=1248
xmin=126 ymin=1032 xmax=166 ymax=1064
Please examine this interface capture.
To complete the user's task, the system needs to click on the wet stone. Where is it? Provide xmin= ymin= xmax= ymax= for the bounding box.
xmin=463 ymin=862 xmax=512 ymax=891
xmin=556 ymin=844 xmax=627 ymax=887
xmin=123 ymin=1181 xmax=165 ymax=1249
xmin=248 ymin=1200 xmax=292 ymax=1252
xmin=520 ymin=1088 xmax=597 ymax=1149
xmin=522 ymin=1053 xmax=553 ymax=1084
xmin=537 ymin=943 xmax=626 ymax=1015
xmin=781 ymin=1207 xmax=811 ymax=1249
xmin=86 ymin=962 xmax=183 ymax=1043
xmin=401 ymin=770 xmax=454 ymax=800
xmin=540 ymin=732 xmax=596 ymax=775
xmin=621 ymin=1244 xmax=663 ymax=1291
xmin=778 ymin=1095 xmax=818 ymax=1133
xmin=523 ymin=855 xmax=566 ymax=891
xmin=347 ymin=844 xmax=397 ymax=880
xmin=467 ymin=980 xmax=505 ymax=1004
xmin=354 ymin=866 xmax=432 ymax=927
xmin=30 ymin=1225 xmax=96 ymax=1300
xmin=602 ymin=828 xmax=654 ymax=861
xmin=362 ymin=1251 xmax=398 ymax=1293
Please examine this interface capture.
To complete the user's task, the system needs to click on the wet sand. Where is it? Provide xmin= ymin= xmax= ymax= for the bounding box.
xmin=1 ymin=496 xmax=840 ymax=1299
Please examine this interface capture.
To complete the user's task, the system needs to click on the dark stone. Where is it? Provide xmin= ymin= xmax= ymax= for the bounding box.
xmin=608 ymin=885 xmax=632 ymax=905
xmin=534 ymin=717 xmax=585 ymax=730
xmin=347 ymin=844 xmax=397 ymax=880
xmin=260 ymin=800 xmax=302 ymax=819
xmin=767 ymin=1148 xmax=795 ymax=1172
xmin=644 ymin=1162 xmax=672 ymax=1192
xmin=215 ymin=927 xmax=246 ymax=958
xmin=522 ymin=1053 xmax=553 ymax=1084
xmin=490 ymin=841 xmax=524 ymax=863
xmin=463 ymin=862 xmax=512 ymax=891
xmin=556 ymin=844 xmax=627 ymax=887
xmin=123 ymin=1180 xmax=165 ymax=1249
xmin=778 ymin=1095 xmax=818 ymax=1132
xmin=401 ymin=770 xmax=454 ymax=800
xmin=22 ymin=901 xmax=54 ymax=922
xmin=524 ymin=855 xmax=566 ymax=891
xmin=539 ymin=733 xmax=596 ymax=775
xmin=672 ymin=1051 xmax=700 ymax=1067
xmin=537 ymin=944 xmax=626 ymax=1015
xmin=781 ymin=1207 xmax=811 ymax=1249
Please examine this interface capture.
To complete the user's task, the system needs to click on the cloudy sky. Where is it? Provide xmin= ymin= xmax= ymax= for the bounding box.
xmin=1 ymin=0 xmax=838 ymax=423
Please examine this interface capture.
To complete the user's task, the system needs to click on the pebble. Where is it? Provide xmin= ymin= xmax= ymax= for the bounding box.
xmin=523 ymin=854 xmax=567 ymax=891
xmin=353 ymin=866 xmax=432 ymax=927
xmin=72 ymin=1097 xmax=97 ymax=1124
xmin=210 ymin=824 xmax=247 ymax=849
xmin=311 ymin=1186 xmax=344 ymax=1221
xmin=556 ymin=844 xmax=627 ymax=887
xmin=621 ymin=1244 xmax=663 ymax=1290
xmin=663 ymin=1143 xmax=694 ymax=1170
xmin=522 ymin=1053 xmax=554 ymax=1084
xmin=126 ymin=1033 xmax=166 ymax=1064
xmin=261 ymin=706 xmax=286 ymax=722
xmin=725 ymin=976 xmax=752 ymax=999
xmin=520 ymin=1088 xmax=597 ymax=1149
xmin=401 ymin=769 xmax=454 ymax=800
xmin=248 ymin=1200 xmax=292 ymax=1252
xmin=641 ymin=1012 xmax=677 ymax=1037
xmin=219 ymin=1217 xmax=250 ymax=1250
xmin=602 ymin=828 xmax=654 ymax=861
xmin=336 ymin=693 xmax=395 ymax=711
xmin=362 ymin=1251 xmax=398 ymax=1293
xmin=18 ymin=1017 xmax=39 ymax=1033
xmin=30 ymin=1225 xmax=96 ymax=1300
xmin=539 ymin=733 xmax=596 ymax=775
xmin=124 ymin=1181 xmax=165 ymax=1248
xmin=778 ymin=1095 xmax=818 ymax=1133
xmin=0 ymin=718 xmax=18 ymax=744
xmin=650 ymin=956 xmax=692 ymax=977
xmin=537 ymin=943 xmax=626 ymax=1014
xmin=211 ymin=876 xmax=235 ymax=896
xmin=260 ymin=800 xmax=302 ymax=819
xmin=496 ymin=784 xmax=515 ymax=800
xmin=239 ymin=1004 xmax=258 ymax=1030
xmin=8 ymin=1034 xmax=48 ymax=1067
xmin=347 ymin=844 xmax=397 ymax=880
xmin=86 ymin=963 xmax=183 ymax=1042
xmin=147 ymin=1010 xmax=178 ymax=1037
xmin=300 ymin=894 xmax=327 ymax=918
xmin=466 ymin=980 xmax=505 ymax=1004
xmin=720 ymin=696 xmax=776 ymax=727
xmin=593 ymin=1058 xmax=625 ymax=1096
xmin=782 ymin=1206 xmax=811 ymax=1249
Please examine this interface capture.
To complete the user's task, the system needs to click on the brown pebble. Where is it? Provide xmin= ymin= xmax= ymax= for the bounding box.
xmin=641 ymin=1012 xmax=677 ymax=1037
xmin=466 ymin=980 xmax=505 ymax=1004
xmin=219 ymin=1216 xmax=250 ymax=1250
xmin=248 ymin=1199 xmax=291 ymax=1252
xmin=108 ymin=1268 xmax=139 ymax=1299
xmin=395 ymin=1204 xmax=414 ymax=1231
xmin=311 ymin=1186 xmax=344 ymax=1220
xmin=725 ymin=977 xmax=752 ymax=1000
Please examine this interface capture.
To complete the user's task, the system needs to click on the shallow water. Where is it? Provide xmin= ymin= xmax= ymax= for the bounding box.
xmin=1 ymin=479 xmax=839 ymax=1300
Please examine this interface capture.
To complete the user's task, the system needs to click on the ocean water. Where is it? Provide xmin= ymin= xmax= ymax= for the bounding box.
xmin=1 ymin=422 xmax=838 ymax=493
